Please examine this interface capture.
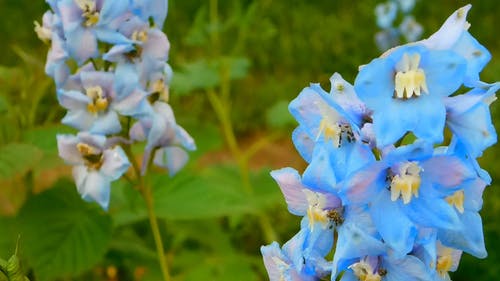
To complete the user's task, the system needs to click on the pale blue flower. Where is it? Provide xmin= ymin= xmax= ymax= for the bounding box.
xmin=375 ymin=2 xmax=398 ymax=29
xmin=399 ymin=16 xmax=423 ymax=42
xmin=130 ymin=101 xmax=195 ymax=175
xmin=131 ymin=0 xmax=168 ymax=27
xmin=58 ymin=68 xmax=150 ymax=135
xmin=57 ymin=132 xmax=130 ymax=210
xmin=56 ymin=0 xmax=132 ymax=63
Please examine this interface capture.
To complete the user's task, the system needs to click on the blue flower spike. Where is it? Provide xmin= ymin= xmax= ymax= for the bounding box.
xmin=262 ymin=4 xmax=500 ymax=281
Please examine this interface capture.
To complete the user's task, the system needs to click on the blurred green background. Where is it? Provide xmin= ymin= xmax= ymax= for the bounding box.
xmin=1 ymin=0 xmax=500 ymax=280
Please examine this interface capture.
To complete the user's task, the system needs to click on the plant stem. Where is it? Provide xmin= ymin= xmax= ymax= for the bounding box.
xmin=206 ymin=89 xmax=278 ymax=243
xmin=141 ymin=181 xmax=171 ymax=281
xmin=121 ymin=144 xmax=172 ymax=281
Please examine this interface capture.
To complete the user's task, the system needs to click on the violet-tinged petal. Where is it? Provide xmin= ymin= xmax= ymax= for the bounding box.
xmin=153 ymin=147 xmax=189 ymax=176
xmin=270 ymin=167 xmax=310 ymax=216
xmin=57 ymin=134 xmax=84 ymax=165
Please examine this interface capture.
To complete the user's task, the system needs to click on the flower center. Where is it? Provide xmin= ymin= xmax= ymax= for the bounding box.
xmin=315 ymin=102 xmax=355 ymax=147
xmin=75 ymin=0 xmax=99 ymax=27
xmin=390 ymin=161 xmax=422 ymax=204
xmin=436 ymin=253 xmax=453 ymax=277
xmin=446 ymin=190 xmax=465 ymax=213
xmin=85 ymin=86 xmax=109 ymax=114
xmin=304 ymin=189 xmax=330 ymax=229
xmin=151 ymin=79 xmax=169 ymax=102
xmin=76 ymin=143 xmax=103 ymax=169
xmin=394 ymin=53 xmax=428 ymax=99
xmin=132 ymin=30 xmax=149 ymax=43
xmin=350 ymin=260 xmax=382 ymax=281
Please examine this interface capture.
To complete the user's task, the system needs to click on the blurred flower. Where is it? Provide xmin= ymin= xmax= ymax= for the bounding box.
xmin=375 ymin=2 xmax=398 ymax=29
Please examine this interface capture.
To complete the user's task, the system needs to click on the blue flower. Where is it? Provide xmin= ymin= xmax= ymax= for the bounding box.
xmin=355 ymin=44 xmax=466 ymax=147
xmin=339 ymin=253 xmax=431 ymax=281
xmin=341 ymin=141 xmax=473 ymax=256
xmin=261 ymin=240 xmax=317 ymax=281
xmin=56 ymin=0 xmax=132 ymax=63
xmin=130 ymin=101 xmax=196 ymax=175
xmin=445 ymin=82 xmax=499 ymax=158
xmin=288 ymin=78 xmax=374 ymax=184
xmin=57 ymin=132 xmax=130 ymax=210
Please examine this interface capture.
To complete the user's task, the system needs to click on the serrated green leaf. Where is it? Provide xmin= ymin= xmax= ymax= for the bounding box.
xmin=265 ymin=100 xmax=296 ymax=129
xmin=153 ymin=166 xmax=255 ymax=220
xmin=18 ymin=179 xmax=113 ymax=281
xmin=0 ymin=143 xmax=42 ymax=180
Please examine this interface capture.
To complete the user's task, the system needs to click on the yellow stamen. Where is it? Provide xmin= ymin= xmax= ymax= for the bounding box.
xmin=350 ymin=261 xmax=382 ymax=281
xmin=446 ymin=190 xmax=465 ymax=213
xmin=85 ymin=86 xmax=109 ymax=114
xmin=394 ymin=53 xmax=428 ymax=99
xmin=76 ymin=143 xmax=103 ymax=170
xmin=436 ymin=254 xmax=453 ymax=277
xmin=132 ymin=30 xmax=149 ymax=43
xmin=390 ymin=162 xmax=422 ymax=204
xmin=152 ymin=79 xmax=170 ymax=102
xmin=304 ymin=189 xmax=330 ymax=230
xmin=74 ymin=0 xmax=99 ymax=27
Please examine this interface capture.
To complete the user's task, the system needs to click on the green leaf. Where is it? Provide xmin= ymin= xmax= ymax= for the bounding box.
xmin=171 ymin=60 xmax=220 ymax=95
xmin=265 ymin=100 xmax=296 ymax=129
xmin=0 ymin=143 xmax=42 ymax=180
xmin=22 ymin=125 xmax=76 ymax=169
xmin=18 ymin=179 xmax=113 ymax=281
xmin=226 ymin=57 xmax=250 ymax=80
xmin=249 ymin=168 xmax=284 ymax=210
xmin=153 ymin=166 xmax=255 ymax=220
xmin=108 ymin=179 xmax=147 ymax=227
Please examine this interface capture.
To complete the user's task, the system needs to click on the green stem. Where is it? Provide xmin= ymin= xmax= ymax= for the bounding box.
xmin=141 ymin=181 xmax=171 ymax=281
xmin=205 ymin=89 xmax=278 ymax=243
xmin=121 ymin=144 xmax=171 ymax=281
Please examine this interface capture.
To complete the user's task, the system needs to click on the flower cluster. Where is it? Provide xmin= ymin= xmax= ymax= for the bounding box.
xmin=262 ymin=5 xmax=498 ymax=281
xmin=36 ymin=0 xmax=195 ymax=210
xmin=375 ymin=0 xmax=423 ymax=51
